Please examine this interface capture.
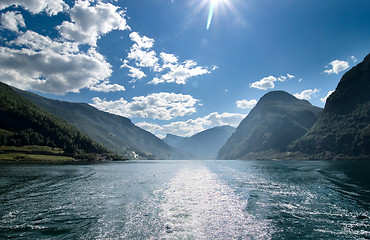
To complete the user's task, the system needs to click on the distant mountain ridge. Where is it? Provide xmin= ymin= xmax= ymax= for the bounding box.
xmin=17 ymin=89 xmax=190 ymax=160
xmin=289 ymin=53 xmax=370 ymax=159
xmin=163 ymin=134 xmax=185 ymax=147
xmin=173 ymin=126 xmax=235 ymax=159
xmin=217 ymin=91 xmax=323 ymax=160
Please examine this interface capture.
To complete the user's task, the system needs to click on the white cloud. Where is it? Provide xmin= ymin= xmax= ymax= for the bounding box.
xmin=0 ymin=0 xmax=68 ymax=16
xmin=1 ymin=11 xmax=26 ymax=32
xmin=127 ymin=32 xmax=161 ymax=71
xmin=121 ymin=60 xmax=146 ymax=83
xmin=149 ymin=60 xmax=210 ymax=85
xmin=130 ymin=32 xmax=155 ymax=49
xmin=160 ymin=52 xmax=178 ymax=64
xmin=350 ymin=56 xmax=358 ymax=63
xmin=277 ymin=75 xmax=287 ymax=82
xmin=320 ymin=90 xmax=334 ymax=103
xmin=88 ymin=81 xmax=125 ymax=93
xmin=11 ymin=30 xmax=79 ymax=53
xmin=294 ymin=89 xmax=319 ymax=100
xmin=0 ymin=31 xmax=113 ymax=94
xmin=126 ymin=32 xmax=214 ymax=84
xmin=236 ymin=99 xmax=257 ymax=109
xmin=57 ymin=1 xmax=129 ymax=46
xmin=90 ymin=92 xmax=199 ymax=120
xmin=251 ymin=74 xmax=295 ymax=90
xmin=137 ymin=112 xmax=246 ymax=137
xmin=250 ymin=76 xmax=277 ymax=90
xmin=324 ymin=60 xmax=350 ymax=75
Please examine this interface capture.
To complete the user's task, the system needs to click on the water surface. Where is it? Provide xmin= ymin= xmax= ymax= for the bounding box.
xmin=0 ymin=160 xmax=369 ymax=239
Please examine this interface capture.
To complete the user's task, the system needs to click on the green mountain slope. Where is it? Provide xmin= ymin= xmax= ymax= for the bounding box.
xmin=217 ymin=91 xmax=322 ymax=160
xmin=289 ymin=53 xmax=370 ymax=160
xmin=17 ymin=89 xmax=189 ymax=159
xmin=0 ymin=82 xmax=116 ymax=161
xmin=175 ymin=126 xmax=235 ymax=159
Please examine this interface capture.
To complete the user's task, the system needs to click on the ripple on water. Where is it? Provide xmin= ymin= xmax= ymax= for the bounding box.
xmin=160 ymin=165 xmax=273 ymax=240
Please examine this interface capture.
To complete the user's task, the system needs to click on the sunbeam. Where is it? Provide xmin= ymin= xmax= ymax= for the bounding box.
xmin=207 ymin=0 xmax=216 ymax=30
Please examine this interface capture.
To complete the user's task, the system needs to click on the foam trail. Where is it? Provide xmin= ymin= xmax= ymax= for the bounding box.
xmin=207 ymin=1 xmax=216 ymax=30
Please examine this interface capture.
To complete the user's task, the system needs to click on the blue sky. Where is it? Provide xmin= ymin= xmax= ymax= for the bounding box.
xmin=1 ymin=0 xmax=369 ymax=137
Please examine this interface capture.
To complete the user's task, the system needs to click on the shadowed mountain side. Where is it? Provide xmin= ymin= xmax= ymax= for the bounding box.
xmin=17 ymin=89 xmax=191 ymax=160
xmin=0 ymin=82 xmax=115 ymax=161
xmin=217 ymin=91 xmax=323 ymax=160
xmin=173 ymin=126 xmax=235 ymax=159
xmin=289 ymin=53 xmax=370 ymax=160
xmin=163 ymin=134 xmax=185 ymax=147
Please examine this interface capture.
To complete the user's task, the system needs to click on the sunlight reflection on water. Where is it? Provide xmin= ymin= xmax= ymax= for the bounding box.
xmin=160 ymin=165 xmax=272 ymax=239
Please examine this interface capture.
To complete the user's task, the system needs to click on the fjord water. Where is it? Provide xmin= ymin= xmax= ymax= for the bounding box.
xmin=0 ymin=160 xmax=369 ymax=239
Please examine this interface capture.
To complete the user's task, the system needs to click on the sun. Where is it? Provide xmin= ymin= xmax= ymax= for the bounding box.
xmin=205 ymin=0 xmax=235 ymax=30
xmin=188 ymin=0 xmax=238 ymax=30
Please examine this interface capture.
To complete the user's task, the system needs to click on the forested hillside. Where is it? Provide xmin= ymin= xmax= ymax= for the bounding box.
xmin=0 ymin=82 xmax=119 ymax=161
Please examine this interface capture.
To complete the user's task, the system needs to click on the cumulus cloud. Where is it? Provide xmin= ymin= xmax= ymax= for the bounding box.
xmin=136 ymin=112 xmax=246 ymax=137
xmin=160 ymin=52 xmax=178 ymax=64
xmin=125 ymin=32 xmax=214 ymax=84
xmin=0 ymin=0 xmax=68 ymax=16
xmin=121 ymin=60 xmax=146 ymax=83
xmin=250 ymin=73 xmax=295 ymax=90
xmin=324 ymin=60 xmax=350 ymax=75
xmin=127 ymin=32 xmax=161 ymax=71
xmin=236 ymin=99 xmax=257 ymax=109
xmin=88 ymin=81 xmax=125 ymax=93
xmin=250 ymin=76 xmax=277 ymax=90
xmin=1 ymin=11 xmax=26 ymax=32
xmin=294 ymin=89 xmax=319 ymax=100
xmin=57 ymin=1 xmax=129 ymax=46
xmin=0 ymin=31 xmax=114 ymax=94
xmin=320 ymin=90 xmax=334 ymax=103
xmin=90 ymin=92 xmax=199 ymax=120
xmin=149 ymin=60 xmax=210 ymax=85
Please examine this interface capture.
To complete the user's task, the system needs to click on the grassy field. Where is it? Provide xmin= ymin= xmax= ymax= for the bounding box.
xmin=0 ymin=145 xmax=75 ymax=162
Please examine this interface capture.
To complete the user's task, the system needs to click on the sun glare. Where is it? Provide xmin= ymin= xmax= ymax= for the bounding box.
xmin=204 ymin=0 xmax=235 ymax=30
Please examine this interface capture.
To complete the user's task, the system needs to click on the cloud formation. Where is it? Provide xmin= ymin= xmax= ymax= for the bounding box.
xmin=0 ymin=31 xmax=115 ymax=94
xmin=88 ymin=81 xmax=125 ymax=93
xmin=149 ymin=60 xmax=210 ymax=85
xmin=126 ymin=32 xmax=161 ymax=71
xmin=320 ymin=90 xmax=334 ymax=103
xmin=137 ymin=112 xmax=246 ymax=137
xmin=250 ymin=76 xmax=277 ymax=90
xmin=294 ymin=89 xmax=319 ymax=100
xmin=250 ymin=73 xmax=295 ymax=90
xmin=58 ymin=1 xmax=129 ymax=46
xmin=324 ymin=60 xmax=350 ymax=75
xmin=124 ymin=32 xmax=213 ymax=84
xmin=91 ymin=92 xmax=199 ymax=120
xmin=0 ymin=0 xmax=68 ymax=16
xmin=236 ymin=99 xmax=257 ymax=109
xmin=1 ymin=11 xmax=26 ymax=32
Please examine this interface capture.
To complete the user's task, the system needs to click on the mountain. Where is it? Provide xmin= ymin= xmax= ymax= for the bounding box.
xmin=217 ymin=91 xmax=323 ymax=160
xmin=174 ymin=126 xmax=235 ymax=159
xmin=162 ymin=134 xmax=185 ymax=147
xmin=17 ymin=89 xmax=190 ymax=160
xmin=289 ymin=53 xmax=370 ymax=160
xmin=0 ymin=82 xmax=116 ymax=161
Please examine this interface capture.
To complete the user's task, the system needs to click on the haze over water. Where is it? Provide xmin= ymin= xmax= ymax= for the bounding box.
xmin=1 ymin=160 xmax=369 ymax=239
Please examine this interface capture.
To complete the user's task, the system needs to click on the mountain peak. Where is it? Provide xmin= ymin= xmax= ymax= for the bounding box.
xmin=257 ymin=91 xmax=308 ymax=106
xmin=325 ymin=53 xmax=370 ymax=114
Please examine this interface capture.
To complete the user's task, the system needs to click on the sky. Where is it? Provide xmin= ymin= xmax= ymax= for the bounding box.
xmin=0 ymin=0 xmax=369 ymax=138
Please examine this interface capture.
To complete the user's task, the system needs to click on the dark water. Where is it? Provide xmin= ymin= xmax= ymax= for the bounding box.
xmin=0 ymin=160 xmax=369 ymax=239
